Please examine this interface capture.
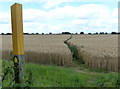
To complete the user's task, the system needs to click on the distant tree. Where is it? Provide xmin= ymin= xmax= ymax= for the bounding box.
xmin=75 ymin=32 xmax=78 ymax=34
xmin=62 ymin=32 xmax=71 ymax=34
xmin=95 ymin=32 xmax=98 ymax=34
xmin=36 ymin=33 xmax=39 ymax=35
xmin=80 ymin=31 xmax=84 ymax=34
xmin=105 ymin=32 xmax=108 ymax=34
xmin=2 ymin=33 xmax=4 ymax=35
xmin=99 ymin=32 xmax=104 ymax=34
xmin=42 ymin=33 xmax=44 ymax=35
xmin=111 ymin=32 xmax=116 ymax=34
xmin=6 ymin=33 xmax=12 ymax=35
xmin=88 ymin=33 xmax=91 ymax=34
xmin=49 ymin=32 xmax=52 ymax=34
xmin=31 ymin=33 xmax=35 ymax=35
xmin=24 ymin=33 xmax=29 ymax=35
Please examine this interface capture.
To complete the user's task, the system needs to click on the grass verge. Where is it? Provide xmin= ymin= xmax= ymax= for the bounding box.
xmin=1 ymin=60 xmax=119 ymax=87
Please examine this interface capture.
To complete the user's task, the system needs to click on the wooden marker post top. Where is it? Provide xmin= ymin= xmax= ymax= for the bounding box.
xmin=11 ymin=3 xmax=24 ymax=55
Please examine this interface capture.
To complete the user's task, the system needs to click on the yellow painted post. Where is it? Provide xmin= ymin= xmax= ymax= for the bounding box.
xmin=11 ymin=3 xmax=24 ymax=83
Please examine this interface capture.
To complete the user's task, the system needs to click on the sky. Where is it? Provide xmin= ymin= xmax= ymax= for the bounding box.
xmin=0 ymin=0 xmax=119 ymax=34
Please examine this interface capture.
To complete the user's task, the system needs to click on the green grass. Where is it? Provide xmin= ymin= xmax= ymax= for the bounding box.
xmin=1 ymin=60 xmax=119 ymax=87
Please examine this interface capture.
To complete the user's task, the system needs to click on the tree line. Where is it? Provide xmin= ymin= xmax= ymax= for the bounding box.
xmin=1 ymin=32 xmax=120 ymax=35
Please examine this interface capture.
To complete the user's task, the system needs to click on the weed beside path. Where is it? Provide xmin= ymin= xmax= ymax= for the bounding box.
xmin=64 ymin=35 xmax=85 ymax=64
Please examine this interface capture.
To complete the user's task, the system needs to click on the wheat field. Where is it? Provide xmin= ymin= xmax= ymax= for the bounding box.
xmin=2 ymin=35 xmax=73 ymax=66
xmin=69 ymin=34 xmax=118 ymax=71
xmin=2 ymin=34 xmax=118 ymax=71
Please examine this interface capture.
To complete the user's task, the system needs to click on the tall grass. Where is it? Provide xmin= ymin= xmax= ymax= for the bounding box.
xmin=2 ymin=35 xmax=73 ymax=66
xmin=2 ymin=50 xmax=73 ymax=66
xmin=78 ymin=48 xmax=118 ymax=72
xmin=25 ymin=51 xmax=73 ymax=66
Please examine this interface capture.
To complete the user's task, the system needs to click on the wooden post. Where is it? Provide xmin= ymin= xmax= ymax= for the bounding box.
xmin=11 ymin=3 xmax=24 ymax=83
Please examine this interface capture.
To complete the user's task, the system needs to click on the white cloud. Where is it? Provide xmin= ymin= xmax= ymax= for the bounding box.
xmin=72 ymin=19 xmax=89 ymax=25
xmin=0 ymin=11 xmax=11 ymax=33
xmin=0 ymin=4 xmax=118 ymax=33
xmin=0 ymin=12 xmax=10 ymax=24
xmin=112 ymin=8 xmax=118 ymax=17
xmin=23 ymin=9 xmax=47 ymax=22
xmin=0 ymin=24 xmax=11 ymax=33
xmin=45 ymin=4 xmax=110 ymax=20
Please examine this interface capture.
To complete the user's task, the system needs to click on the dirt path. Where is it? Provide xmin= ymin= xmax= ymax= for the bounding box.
xmin=64 ymin=35 xmax=89 ymax=74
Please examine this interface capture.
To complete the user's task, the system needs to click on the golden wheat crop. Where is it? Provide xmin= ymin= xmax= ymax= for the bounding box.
xmin=2 ymin=34 xmax=119 ymax=71
xmin=68 ymin=34 xmax=118 ymax=71
xmin=2 ymin=35 xmax=73 ymax=66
